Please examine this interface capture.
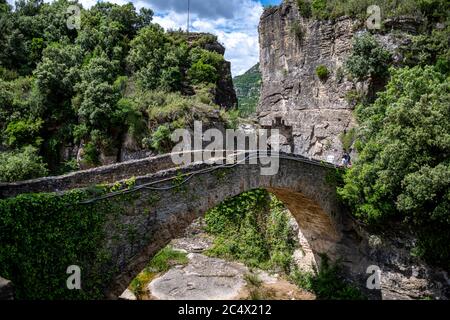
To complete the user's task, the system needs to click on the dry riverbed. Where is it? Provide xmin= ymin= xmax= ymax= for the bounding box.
xmin=120 ymin=218 xmax=315 ymax=301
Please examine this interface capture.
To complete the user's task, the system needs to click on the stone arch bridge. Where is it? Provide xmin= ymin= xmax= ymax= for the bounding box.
xmin=0 ymin=151 xmax=372 ymax=299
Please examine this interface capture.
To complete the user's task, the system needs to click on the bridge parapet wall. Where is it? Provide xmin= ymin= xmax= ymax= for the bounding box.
xmin=0 ymin=151 xmax=210 ymax=198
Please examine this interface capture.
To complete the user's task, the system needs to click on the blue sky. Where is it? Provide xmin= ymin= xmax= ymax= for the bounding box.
xmin=7 ymin=0 xmax=283 ymax=75
xmin=261 ymin=0 xmax=282 ymax=5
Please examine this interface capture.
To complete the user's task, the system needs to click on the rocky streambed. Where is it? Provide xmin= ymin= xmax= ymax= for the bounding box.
xmin=120 ymin=218 xmax=315 ymax=301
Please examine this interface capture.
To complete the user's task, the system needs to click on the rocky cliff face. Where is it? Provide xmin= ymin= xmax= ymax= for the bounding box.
xmin=257 ymin=0 xmax=419 ymax=162
xmin=187 ymin=33 xmax=238 ymax=109
xmin=258 ymin=1 xmax=357 ymax=162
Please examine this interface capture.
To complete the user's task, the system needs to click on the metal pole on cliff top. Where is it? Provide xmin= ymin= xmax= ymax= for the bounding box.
xmin=187 ymin=0 xmax=190 ymax=34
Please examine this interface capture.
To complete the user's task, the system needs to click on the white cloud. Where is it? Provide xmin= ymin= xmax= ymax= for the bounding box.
xmin=151 ymin=0 xmax=263 ymax=75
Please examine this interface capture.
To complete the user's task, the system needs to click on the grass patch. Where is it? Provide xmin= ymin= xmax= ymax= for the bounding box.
xmin=290 ymin=255 xmax=366 ymax=300
xmin=147 ymin=246 xmax=189 ymax=273
xmin=339 ymin=128 xmax=356 ymax=152
xmin=129 ymin=246 xmax=189 ymax=298
xmin=129 ymin=269 xmax=157 ymax=299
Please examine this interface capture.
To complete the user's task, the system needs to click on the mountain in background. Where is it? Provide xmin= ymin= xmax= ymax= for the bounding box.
xmin=233 ymin=63 xmax=261 ymax=117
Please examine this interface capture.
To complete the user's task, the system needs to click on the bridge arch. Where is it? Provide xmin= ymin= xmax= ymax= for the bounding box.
xmin=100 ymin=154 xmax=359 ymax=298
xmin=0 ymin=151 xmax=366 ymax=299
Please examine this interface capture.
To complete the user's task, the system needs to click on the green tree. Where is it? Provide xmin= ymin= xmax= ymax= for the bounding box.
xmin=4 ymin=118 xmax=43 ymax=147
xmin=127 ymin=24 xmax=169 ymax=70
xmin=338 ymin=66 xmax=450 ymax=265
xmin=0 ymin=145 xmax=48 ymax=182
xmin=345 ymin=33 xmax=391 ymax=81
xmin=74 ymin=52 xmax=120 ymax=132
xmin=188 ymin=60 xmax=218 ymax=85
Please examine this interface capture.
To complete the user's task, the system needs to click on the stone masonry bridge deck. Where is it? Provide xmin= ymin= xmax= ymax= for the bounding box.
xmin=0 ymin=151 xmax=371 ymax=299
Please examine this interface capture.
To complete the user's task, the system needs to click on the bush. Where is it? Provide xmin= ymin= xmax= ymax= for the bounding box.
xmin=205 ymin=189 xmax=296 ymax=273
xmin=188 ymin=60 xmax=218 ymax=85
xmin=82 ymin=142 xmax=100 ymax=166
xmin=316 ymin=65 xmax=329 ymax=80
xmin=191 ymin=34 xmax=219 ymax=48
xmin=4 ymin=118 xmax=43 ymax=147
xmin=73 ymin=123 xmax=89 ymax=144
xmin=220 ymin=108 xmax=240 ymax=129
xmin=115 ymin=98 xmax=146 ymax=139
xmin=291 ymin=255 xmax=366 ymax=300
xmin=150 ymin=124 xmax=172 ymax=153
xmin=188 ymin=48 xmax=223 ymax=85
xmin=345 ymin=33 xmax=391 ymax=81
xmin=344 ymin=89 xmax=364 ymax=106
xmin=297 ymin=0 xmax=312 ymax=17
xmin=0 ymin=145 xmax=48 ymax=182
xmin=145 ymin=91 xmax=191 ymax=123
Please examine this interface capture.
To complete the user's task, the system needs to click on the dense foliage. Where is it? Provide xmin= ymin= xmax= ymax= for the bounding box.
xmin=233 ymin=63 xmax=261 ymax=117
xmin=0 ymin=145 xmax=48 ymax=182
xmin=205 ymin=188 xmax=364 ymax=299
xmin=0 ymin=0 xmax=231 ymax=181
xmin=205 ymin=189 xmax=297 ymax=273
xmin=345 ymin=33 xmax=391 ymax=81
xmin=295 ymin=0 xmax=448 ymax=22
xmin=0 ymin=190 xmax=112 ymax=299
xmin=339 ymin=64 xmax=450 ymax=265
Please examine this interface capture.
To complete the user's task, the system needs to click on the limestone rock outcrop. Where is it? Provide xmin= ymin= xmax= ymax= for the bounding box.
xmin=257 ymin=0 xmax=421 ymax=163
xmin=258 ymin=1 xmax=357 ymax=162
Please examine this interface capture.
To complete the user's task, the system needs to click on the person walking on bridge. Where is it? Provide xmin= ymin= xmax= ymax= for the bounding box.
xmin=341 ymin=152 xmax=352 ymax=168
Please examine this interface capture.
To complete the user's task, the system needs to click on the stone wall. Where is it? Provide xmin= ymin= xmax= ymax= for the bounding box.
xmin=0 ymin=152 xmax=205 ymax=198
